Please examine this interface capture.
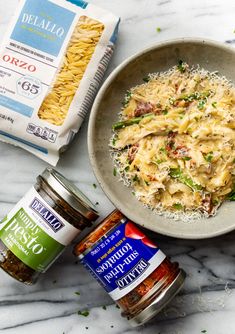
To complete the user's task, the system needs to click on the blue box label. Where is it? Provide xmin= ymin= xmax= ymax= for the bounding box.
xmin=0 ymin=94 xmax=34 ymax=117
xmin=80 ymin=219 xmax=166 ymax=300
xmin=66 ymin=0 xmax=88 ymax=8
xmin=11 ymin=0 xmax=76 ymax=57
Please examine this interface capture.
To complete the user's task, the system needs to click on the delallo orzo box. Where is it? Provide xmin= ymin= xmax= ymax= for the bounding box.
xmin=0 ymin=0 xmax=120 ymax=165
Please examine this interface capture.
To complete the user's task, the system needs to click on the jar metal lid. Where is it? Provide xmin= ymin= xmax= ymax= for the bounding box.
xmin=128 ymin=269 xmax=186 ymax=327
xmin=40 ymin=168 xmax=99 ymax=221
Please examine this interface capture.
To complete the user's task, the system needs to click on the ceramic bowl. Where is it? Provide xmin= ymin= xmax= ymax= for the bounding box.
xmin=88 ymin=38 xmax=235 ymax=239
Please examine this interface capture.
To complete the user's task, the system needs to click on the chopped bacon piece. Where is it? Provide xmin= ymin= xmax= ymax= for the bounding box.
xmin=128 ymin=144 xmax=139 ymax=163
xmin=168 ymin=131 xmax=177 ymax=139
xmin=175 ymin=83 xmax=179 ymax=93
xmin=134 ymin=101 xmax=164 ymax=117
xmin=202 ymin=194 xmax=213 ymax=214
xmin=166 ymin=132 xmax=190 ymax=159
xmin=166 ymin=131 xmax=177 ymax=152
xmin=134 ymin=102 xmax=154 ymax=117
xmin=173 ymin=145 xmax=189 ymax=158
xmin=166 ymin=142 xmax=174 ymax=152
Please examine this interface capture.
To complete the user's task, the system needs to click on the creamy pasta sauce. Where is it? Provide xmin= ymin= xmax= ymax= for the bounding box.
xmin=111 ymin=63 xmax=235 ymax=219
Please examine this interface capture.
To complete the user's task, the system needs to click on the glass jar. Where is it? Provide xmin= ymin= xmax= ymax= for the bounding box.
xmin=0 ymin=168 xmax=99 ymax=284
xmin=74 ymin=210 xmax=186 ymax=326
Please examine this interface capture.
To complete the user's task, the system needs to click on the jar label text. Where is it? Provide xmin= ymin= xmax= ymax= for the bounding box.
xmin=81 ymin=220 xmax=166 ymax=300
xmin=0 ymin=187 xmax=80 ymax=272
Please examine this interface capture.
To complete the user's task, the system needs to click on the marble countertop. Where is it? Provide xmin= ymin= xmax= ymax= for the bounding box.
xmin=0 ymin=0 xmax=235 ymax=333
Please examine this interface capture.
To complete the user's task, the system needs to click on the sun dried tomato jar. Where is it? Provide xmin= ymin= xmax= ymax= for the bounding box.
xmin=74 ymin=210 xmax=186 ymax=326
xmin=0 ymin=168 xmax=99 ymax=285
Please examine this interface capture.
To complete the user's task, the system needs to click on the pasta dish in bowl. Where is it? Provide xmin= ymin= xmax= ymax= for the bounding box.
xmin=88 ymin=38 xmax=235 ymax=238
xmin=111 ymin=63 xmax=235 ymax=221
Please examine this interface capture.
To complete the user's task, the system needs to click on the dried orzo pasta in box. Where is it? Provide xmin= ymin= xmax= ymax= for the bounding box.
xmin=0 ymin=0 xmax=120 ymax=165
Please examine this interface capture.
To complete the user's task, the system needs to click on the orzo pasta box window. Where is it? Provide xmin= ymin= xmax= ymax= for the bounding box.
xmin=0 ymin=0 xmax=120 ymax=165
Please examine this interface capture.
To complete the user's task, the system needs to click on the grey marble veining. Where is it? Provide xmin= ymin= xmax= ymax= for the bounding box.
xmin=0 ymin=0 xmax=235 ymax=333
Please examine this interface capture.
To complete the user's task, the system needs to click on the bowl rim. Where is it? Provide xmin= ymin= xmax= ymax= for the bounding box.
xmin=88 ymin=37 xmax=235 ymax=239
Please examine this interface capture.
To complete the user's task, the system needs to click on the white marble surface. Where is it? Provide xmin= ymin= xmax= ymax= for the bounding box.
xmin=0 ymin=0 xmax=235 ymax=333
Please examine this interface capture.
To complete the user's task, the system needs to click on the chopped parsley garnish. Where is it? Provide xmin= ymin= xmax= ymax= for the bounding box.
xmin=162 ymin=108 xmax=168 ymax=115
xmin=116 ymin=305 xmax=120 ymax=309
xmin=182 ymin=156 xmax=191 ymax=161
xmin=112 ymin=137 xmax=116 ymax=146
xmin=78 ymin=310 xmax=89 ymax=317
xmin=95 ymin=202 xmax=99 ymax=205
xmin=156 ymin=27 xmax=161 ymax=32
xmin=201 ymin=331 xmax=207 ymax=333
xmin=227 ymin=185 xmax=235 ymax=201
xmin=93 ymin=183 xmax=97 ymax=189
xmin=132 ymin=175 xmax=139 ymax=182
xmin=124 ymin=165 xmax=130 ymax=171
xmin=143 ymin=76 xmax=150 ymax=82
xmin=75 ymin=291 xmax=80 ymax=296
xmin=122 ymin=90 xmax=132 ymax=107
xmin=204 ymin=152 xmax=213 ymax=163
xmin=113 ymin=167 xmax=117 ymax=176
xmin=212 ymin=199 xmax=219 ymax=205
xmin=212 ymin=101 xmax=217 ymax=108
xmin=181 ymin=93 xmax=199 ymax=102
xmin=177 ymin=60 xmax=186 ymax=73
xmin=173 ymin=203 xmax=183 ymax=210
xmin=144 ymin=180 xmax=150 ymax=186
xmin=159 ymin=147 xmax=167 ymax=154
xmin=155 ymin=159 xmax=163 ymax=164
xmin=197 ymin=99 xmax=206 ymax=110
xmin=102 ymin=305 xmax=107 ymax=310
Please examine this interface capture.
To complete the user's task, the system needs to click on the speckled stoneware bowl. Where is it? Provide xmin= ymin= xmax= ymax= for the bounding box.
xmin=88 ymin=38 xmax=235 ymax=239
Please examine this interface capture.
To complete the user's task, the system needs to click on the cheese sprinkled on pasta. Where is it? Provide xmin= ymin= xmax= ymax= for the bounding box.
xmin=111 ymin=64 xmax=235 ymax=220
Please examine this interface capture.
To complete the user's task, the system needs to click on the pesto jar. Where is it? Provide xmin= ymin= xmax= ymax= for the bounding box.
xmin=0 ymin=168 xmax=99 ymax=284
